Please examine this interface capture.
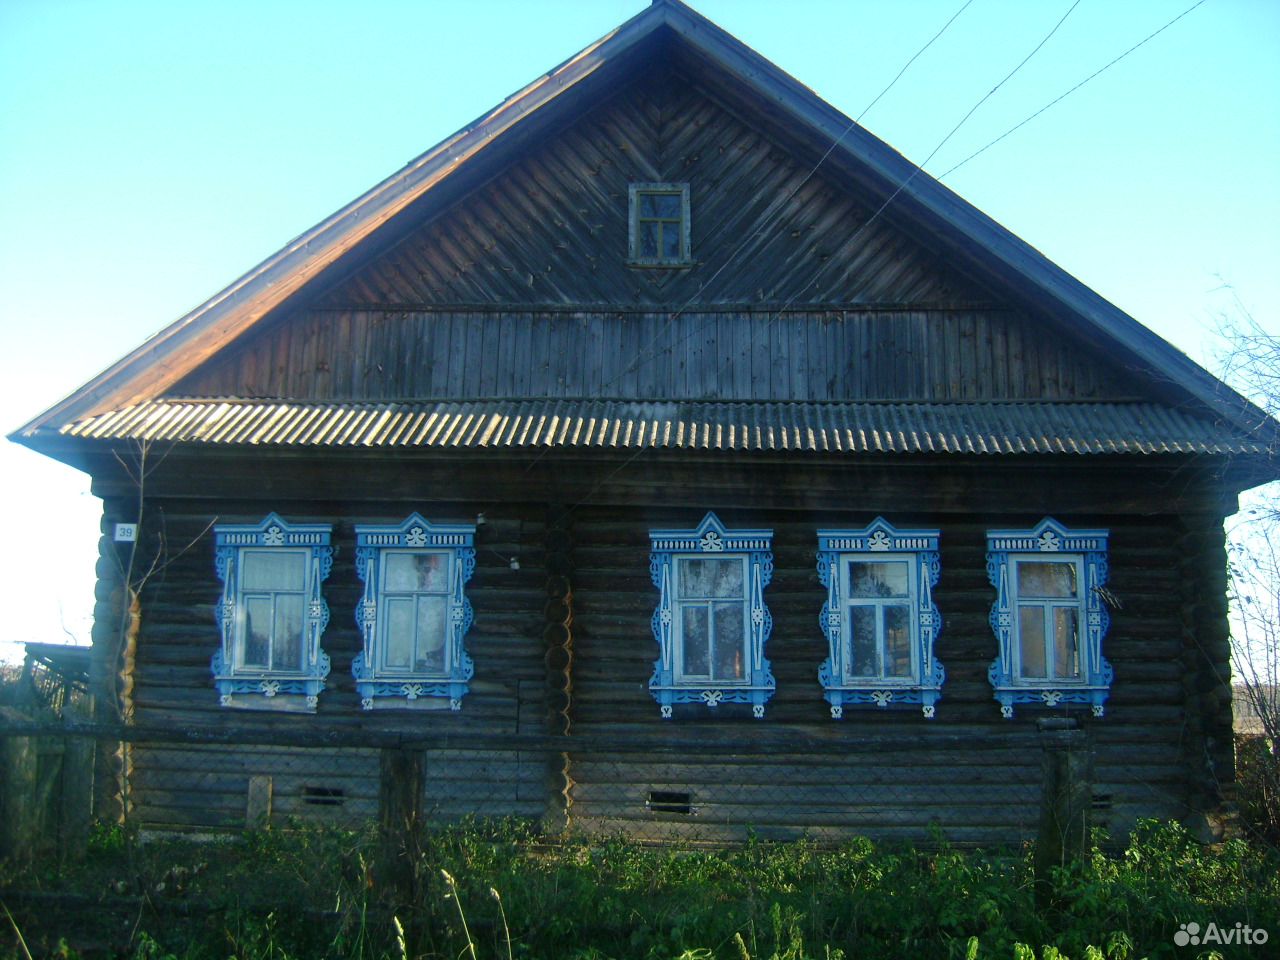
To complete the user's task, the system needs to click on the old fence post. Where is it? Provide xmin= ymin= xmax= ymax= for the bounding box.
xmin=0 ymin=712 xmax=39 ymax=864
xmin=58 ymin=733 xmax=95 ymax=863
xmin=1035 ymin=717 xmax=1092 ymax=908
xmin=379 ymin=745 xmax=426 ymax=935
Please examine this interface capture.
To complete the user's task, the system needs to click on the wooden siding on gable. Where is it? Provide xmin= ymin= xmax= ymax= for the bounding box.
xmin=311 ymin=73 xmax=989 ymax=311
xmin=166 ymin=70 xmax=1151 ymax=408
xmin=174 ymin=307 xmax=1135 ymax=403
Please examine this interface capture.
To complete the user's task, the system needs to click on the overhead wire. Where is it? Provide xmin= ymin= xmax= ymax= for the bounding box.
xmin=770 ymin=0 xmax=1082 ymax=318
xmin=595 ymin=0 xmax=977 ymax=396
xmin=936 ymin=0 xmax=1210 ymax=179
xmin=545 ymin=1 xmax=980 ymax=520
xmin=626 ymin=0 xmax=1083 ymax=395
xmin=553 ymin=0 xmax=1207 ymax=520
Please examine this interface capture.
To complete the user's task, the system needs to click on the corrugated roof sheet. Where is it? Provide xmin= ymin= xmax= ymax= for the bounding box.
xmin=47 ymin=398 xmax=1269 ymax=457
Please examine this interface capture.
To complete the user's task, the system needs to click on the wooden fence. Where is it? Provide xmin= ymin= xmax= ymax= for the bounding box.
xmin=0 ymin=717 xmax=1090 ymax=899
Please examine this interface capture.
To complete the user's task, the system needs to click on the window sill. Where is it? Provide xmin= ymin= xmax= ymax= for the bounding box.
xmin=626 ymin=259 xmax=696 ymax=270
xmin=217 ymin=692 xmax=319 ymax=713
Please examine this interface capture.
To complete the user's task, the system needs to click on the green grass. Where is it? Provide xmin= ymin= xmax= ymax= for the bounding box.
xmin=2 ymin=819 xmax=1276 ymax=960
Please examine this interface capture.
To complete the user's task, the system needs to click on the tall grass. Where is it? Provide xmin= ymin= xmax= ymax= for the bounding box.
xmin=1 ymin=818 xmax=1276 ymax=959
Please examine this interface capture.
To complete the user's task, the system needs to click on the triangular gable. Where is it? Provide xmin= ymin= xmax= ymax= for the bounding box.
xmin=11 ymin=0 xmax=1274 ymax=444
xmin=309 ymin=73 xmax=992 ymax=309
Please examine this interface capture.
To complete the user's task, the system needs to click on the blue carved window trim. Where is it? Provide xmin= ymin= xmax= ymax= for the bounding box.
xmin=352 ymin=515 xmax=476 ymax=711
xmin=817 ymin=519 xmax=944 ymax=719
xmin=212 ymin=514 xmax=333 ymax=712
xmin=649 ymin=512 xmax=774 ymax=719
xmin=987 ymin=518 xmax=1113 ymax=719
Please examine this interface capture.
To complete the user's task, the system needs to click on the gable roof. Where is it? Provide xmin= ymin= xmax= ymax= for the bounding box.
xmin=11 ymin=0 xmax=1276 ymax=458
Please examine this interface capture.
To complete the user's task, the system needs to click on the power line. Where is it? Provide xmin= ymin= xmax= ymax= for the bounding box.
xmin=595 ymin=0 xmax=977 ymax=395
xmin=937 ymin=0 xmax=1210 ymax=179
xmin=854 ymin=0 xmax=976 ymax=124
xmin=773 ymin=0 xmax=1082 ymax=315
xmin=627 ymin=0 xmax=1085 ymax=397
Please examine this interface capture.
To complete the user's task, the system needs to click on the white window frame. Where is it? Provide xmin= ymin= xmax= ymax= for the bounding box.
xmin=817 ymin=520 xmax=944 ymax=719
xmin=353 ymin=515 xmax=476 ymax=711
xmin=212 ymin=514 xmax=332 ymax=712
xmin=670 ymin=553 xmax=752 ymax=687
xmin=628 ymin=182 xmax=692 ymax=266
xmin=987 ymin=518 xmax=1112 ymax=719
xmin=649 ymin=512 xmax=774 ymax=718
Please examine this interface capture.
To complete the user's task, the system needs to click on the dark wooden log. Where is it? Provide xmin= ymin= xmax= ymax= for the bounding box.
xmin=1034 ymin=719 xmax=1093 ymax=908
xmin=377 ymin=746 xmax=426 ymax=920
xmin=57 ymin=735 xmax=95 ymax=862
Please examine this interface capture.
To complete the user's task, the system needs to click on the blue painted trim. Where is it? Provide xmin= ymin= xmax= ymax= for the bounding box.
xmin=352 ymin=514 xmax=477 ymax=710
xmin=211 ymin=514 xmax=333 ymax=711
xmin=816 ymin=518 xmax=944 ymax=719
xmin=649 ymin=512 xmax=775 ymax=718
xmin=986 ymin=518 xmax=1112 ymax=719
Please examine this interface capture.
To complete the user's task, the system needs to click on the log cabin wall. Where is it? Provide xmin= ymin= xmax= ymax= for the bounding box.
xmin=96 ymin=453 xmax=1228 ymax=842
xmin=115 ymin=494 xmax=550 ymax=831
xmin=562 ymin=510 xmax=1204 ymax=845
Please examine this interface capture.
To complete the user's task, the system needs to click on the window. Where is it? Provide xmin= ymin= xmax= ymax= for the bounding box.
xmin=212 ymin=514 xmax=332 ymax=711
xmin=987 ymin=519 xmax=1113 ymax=718
xmin=628 ymin=182 xmax=691 ymax=266
xmin=649 ymin=512 xmax=774 ymax=718
xmin=817 ymin=519 xmax=944 ymax=718
xmin=352 ymin=515 xmax=476 ymax=710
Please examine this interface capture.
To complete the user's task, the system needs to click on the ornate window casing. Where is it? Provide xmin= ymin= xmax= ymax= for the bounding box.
xmin=817 ymin=519 xmax=944 ymax=719
xmin=212 ymin=514 xmax=332 ymax=712
xmin=352 ymin=515 xmax=476 ymax=711
xmin=987 ymin=519 xmax=1113 ymax=719
xmin=649 ymin=513 xmax=774 ymax=719
xmin=628 ymin=182 xmax=691 ymax=266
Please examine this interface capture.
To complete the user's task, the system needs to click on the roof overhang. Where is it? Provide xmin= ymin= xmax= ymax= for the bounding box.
xmin=21 ymin=396 xmax=1271 ymax=458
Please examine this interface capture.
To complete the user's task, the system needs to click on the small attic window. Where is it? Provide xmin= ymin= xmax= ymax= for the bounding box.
xmin=628 ymin=183 xmax=691 ymax=266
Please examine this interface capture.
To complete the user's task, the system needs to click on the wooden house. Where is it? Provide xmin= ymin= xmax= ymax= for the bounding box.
xmin=12 ymin=0 xmax=1277 ymax=844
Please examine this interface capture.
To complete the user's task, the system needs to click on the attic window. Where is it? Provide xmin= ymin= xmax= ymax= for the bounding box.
xmin=628 ymin=183 xmax=691 ymax=266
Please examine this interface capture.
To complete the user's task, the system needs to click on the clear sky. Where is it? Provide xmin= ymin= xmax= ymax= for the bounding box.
xmin=1 ymin=0 xmax=1277 ymax=663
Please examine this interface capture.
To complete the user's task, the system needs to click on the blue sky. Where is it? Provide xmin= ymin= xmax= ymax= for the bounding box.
xmin=1 ymin=0 xmax=1277 ymax=663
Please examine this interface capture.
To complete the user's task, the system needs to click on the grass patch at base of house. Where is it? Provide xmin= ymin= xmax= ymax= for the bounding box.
xmin=1 ymin=819 xmax=1276 ymax=960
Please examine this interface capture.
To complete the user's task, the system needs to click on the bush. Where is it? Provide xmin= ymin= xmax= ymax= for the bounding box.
xmin=1235 ymin=733 xmax=1280 ymax=844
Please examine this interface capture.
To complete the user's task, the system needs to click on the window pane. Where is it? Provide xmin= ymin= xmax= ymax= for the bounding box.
xmin=384 ymin=552 xmax=448 ymax=592
xmin=1018 ymin=608 xmax=1047 ymax=678
xmin=712 ymin=602 xmax=745 ymax=680
xmin=885 ymin=605 xmax=912 ymax=677
xmin=662 ymin=225 xmax=681 ymax=259
xmin=639 ymin=222 xmax=659 ymax=257
xmin=681 ymin=605 xmax=709 ymax=677
xmin=242 ymin=550 xmax=306 ymax=590
xmin=679 ymin=558 xmax=743 ymax=599
xmin=849 ymin=561 xmax=909 ymax=598
xmin=1053 ymin=607 xmax=1080 ymax=679
xmin=640 ymin=192 xmax=681 ymax=218
xmin=848 ymin=605 xmax=878 ymax=676
xmin=1017 ymin=561 xmax=1077 ymax=598
xmin=416 ymin=596 xmax=449 ymax=674
xmin=242 ymin=597 xmax=272 ymax=668
xmin=272 ymin=595 xmax=304 ymax=672
xmin=384 ymin=597 xmax=414 ymax=669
